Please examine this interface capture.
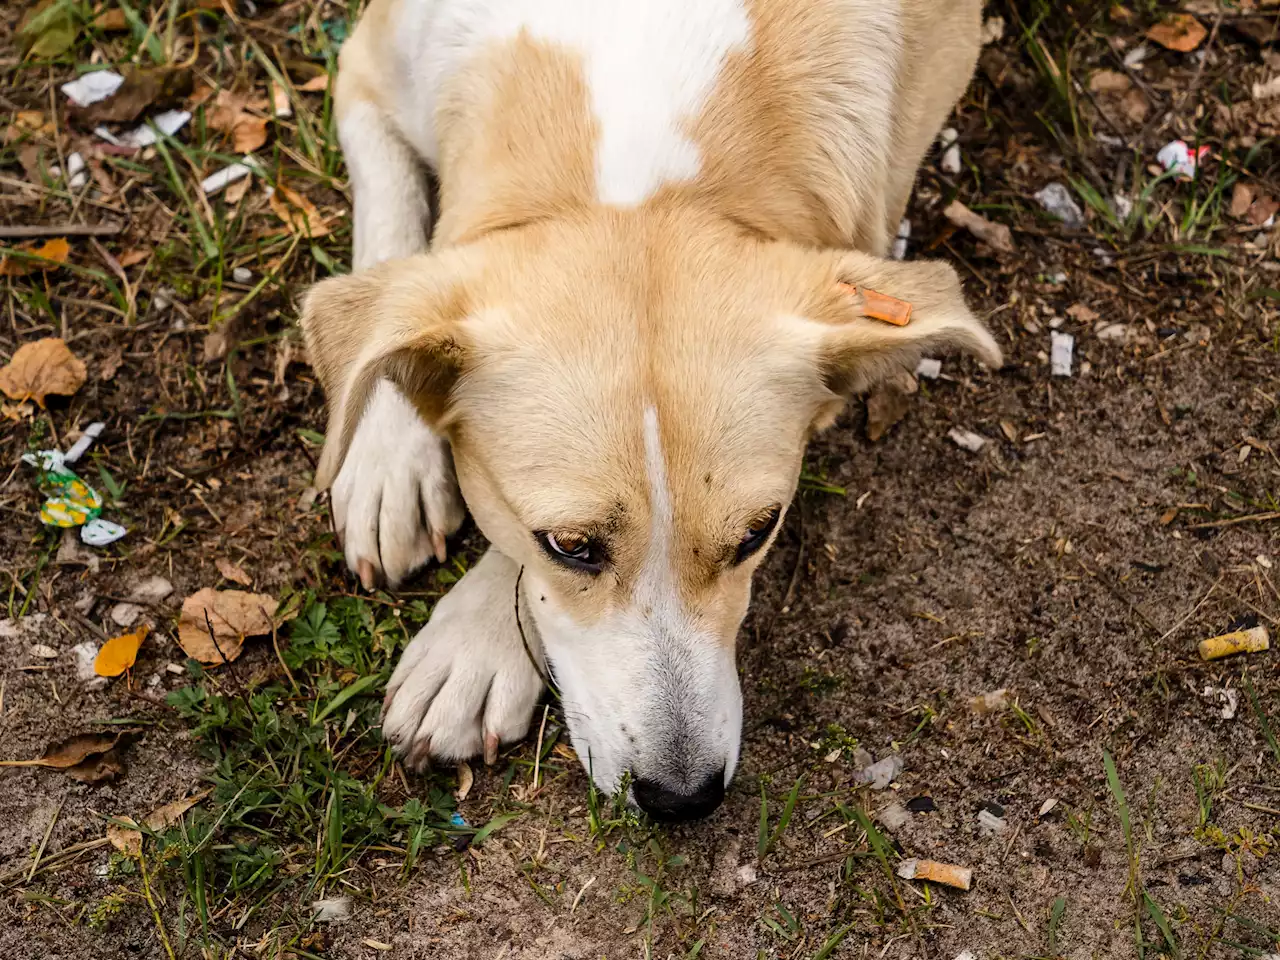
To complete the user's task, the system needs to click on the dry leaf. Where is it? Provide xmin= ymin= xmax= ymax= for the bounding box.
xmin=1248 ymin=194 xmax=1279 ymax=226
xmin=1231 ymin=182 xmax=1258 ymax=218
xmin=942 ymin=200 xmax=1015 ymax=254
xmin=177 ymin=588 xmax=296 ymax=665
xmin=0 ymin=337 xmax=87 ymax=407
xmin=0 ymin=237 xmax=70 ymax=277
xmin=299 ymin=75 xmax=330 ymax=93
xmin=216 ymin=558 xmax=253 ymax=586
xmin=865 ymin=371 xmax=918 ymax=442
xmin=108 ymin=791 xmax=209 ymax=856
xmin=117 ymin=248 xmax=150 ymax=268
xmin=269 ymin=184 xmax=331 ymax=238
xmin=206 ymin=90 xmax=270 ymax=153
xmin=1146 ymin=13 xmax=1207 ymax=52
xmin=92 ymin=8 xmax=129 ymax=30
xmin=1066 ymin=303 xmax=1100 ymax=323
xmin=0 ymin=730 xmax=137 ymax=784
xmin=3 ymin=109 xmax=54 ymax=144
xmin=76 ymin=66 xmax=193 ymax=124
xmin=94 ymin=624 xmax=148 ymax=677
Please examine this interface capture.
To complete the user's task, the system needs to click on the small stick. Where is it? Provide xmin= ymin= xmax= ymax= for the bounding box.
xmin=0 ymin=222 xmax=124 ymax=239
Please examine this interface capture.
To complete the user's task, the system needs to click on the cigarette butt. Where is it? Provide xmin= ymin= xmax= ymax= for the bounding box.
xmin=1198 ymin=626 xmax=1270 ymax=661
xmin=836 ymin=281 xmax=858 ymax=296
xmin=861 ymin=288 xmax=913 ymax=326
xmin=896 ymin=857 xmax=973 ymax=890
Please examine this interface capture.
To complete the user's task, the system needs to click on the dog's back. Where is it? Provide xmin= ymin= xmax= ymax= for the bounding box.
xmin=337 ymin=0 xmax=980 ymax=253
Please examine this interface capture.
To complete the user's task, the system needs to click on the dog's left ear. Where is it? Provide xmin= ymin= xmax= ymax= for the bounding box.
xmin=300 ymin=250 xmax=483 ymax=488
xmin=803 ymin=250 xmax=1002 ymax=423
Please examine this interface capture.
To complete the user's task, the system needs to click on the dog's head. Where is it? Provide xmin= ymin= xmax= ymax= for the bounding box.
xmin=302 ymin=207 xmax=1000 ymax=819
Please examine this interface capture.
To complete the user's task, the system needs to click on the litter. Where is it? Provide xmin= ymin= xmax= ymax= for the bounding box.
xmin=856 ymin=754 xmax=903 ymax=790
xmin=948 ymin=428 xmax=987 ymax=453
xmin=896 ymin=857 xmax=973 ymax=891
xmin=1202 ymin=685 xmax=1240 ymax=720
xmin=938 ymin=127 xmax=961 ymax=174
xmin=65 ymin=152 xmax=87 ymax=188
xmin=1157 ymin=140 xmax=1211 ymax=181
xmin=1035 ymin=182 xmax=1086 ymax=230
xmin=915 ymin=357 xmax=942 ymax=379
xmin=64 ymin=422 xmax=104 ymax=463
xmin=1123 ymin=43 xmax=1150 ymax=70
xmin=1198 ymin=625 xmax=1270 ymax=661
xmin=860 ymin=288 xmax=912 ymax=326
xmin=943 ymin=199 xmax=1014 ymax=253
xmin=21 ymin=425 xmax=126 ymax=546
xmin=1050 ymin=331 xmax=1074 ymax=377
xmin=201 ymin=158 xmax=259 ymax=196
xmin=311 ymin=898 xmax=351 ymax=922
xmin=61 ymin=70 xmax=125 ymax=107
xmin=977 ymin=809 xmax=1008 ymax=835
xmin=97 ymin=109 xmax=191 ymax=149
xmin=891 ymin=218 xmax=911 ymax=261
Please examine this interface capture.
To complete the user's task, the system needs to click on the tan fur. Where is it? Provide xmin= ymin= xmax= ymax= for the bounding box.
xmin=307 ymin=0 xmax=999 ymax=785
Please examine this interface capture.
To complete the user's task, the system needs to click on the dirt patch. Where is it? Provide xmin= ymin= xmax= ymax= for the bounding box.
xmin=2 ymin=1 xmax=1279 ymax=958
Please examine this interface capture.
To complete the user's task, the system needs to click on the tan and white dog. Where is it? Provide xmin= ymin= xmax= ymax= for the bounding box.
xmin=301 ymin=0 xmax=1000 ymax=820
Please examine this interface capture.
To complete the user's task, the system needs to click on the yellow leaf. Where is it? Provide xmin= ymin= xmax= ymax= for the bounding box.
xmin=95 ymin=624 xmax=148 ymax=677
xmin=0 ymin=237 xmax=70 ymax=277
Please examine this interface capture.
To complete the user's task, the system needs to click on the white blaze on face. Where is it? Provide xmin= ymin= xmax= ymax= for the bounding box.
xmin=528 ymin=405 xmax=743 ymax=794
xmin=467 ymin=0 xmax=750 ymax=206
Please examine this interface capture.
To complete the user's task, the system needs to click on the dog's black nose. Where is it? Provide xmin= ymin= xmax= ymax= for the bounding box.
xmin=633 ymin=768 xmax=726 ymax=822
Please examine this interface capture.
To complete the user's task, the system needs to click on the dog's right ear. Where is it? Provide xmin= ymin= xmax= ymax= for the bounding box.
xmin=300 ymin=251 xmax=481 ymax=488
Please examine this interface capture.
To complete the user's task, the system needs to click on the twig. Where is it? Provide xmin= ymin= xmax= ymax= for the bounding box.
xmin=28 ymin=794 xmax=65 ymax=883
xmin=0 ymin=222 xmax=124 ymax=239
xmin=0 ymin=837 xmax=111 ymax=887
xmin=532 ymin=703 xmax=549 ymax=792
xmin=1189 ymin=511 xmax=1280 ymax=530
xmin=139 ymin=851 xmax=177 ymax=960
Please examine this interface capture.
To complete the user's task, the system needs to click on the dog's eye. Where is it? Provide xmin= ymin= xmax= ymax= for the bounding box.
xmin=735 ymin=505 xmax=781 ymax=564
xmin=537 ymin=531 xmax=607 ymax=573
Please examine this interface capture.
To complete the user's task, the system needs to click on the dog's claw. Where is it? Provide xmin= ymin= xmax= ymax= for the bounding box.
xmin=483 ymin=732 xmax=499 ymax=766
xmin=431 ymin=529 xmax=447 ymax=565
xmin=357 ymin=558 xmax=376 ymax=591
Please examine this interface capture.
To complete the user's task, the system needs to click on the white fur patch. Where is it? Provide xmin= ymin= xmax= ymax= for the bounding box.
xmin=403 ymin=0 xmax=751 ymax=205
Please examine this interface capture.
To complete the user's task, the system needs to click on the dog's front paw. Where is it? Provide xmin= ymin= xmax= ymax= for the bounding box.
xmin=332 ymin=380 xmax=466 ymax=589
xmin=381 ymin=549 xmax=544 ymax=767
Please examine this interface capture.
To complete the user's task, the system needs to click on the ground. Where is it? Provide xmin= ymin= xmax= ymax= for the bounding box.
xmin=1 ymin=0 xmax=1279 ymax=958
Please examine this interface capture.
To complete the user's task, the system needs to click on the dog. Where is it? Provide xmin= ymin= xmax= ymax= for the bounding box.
xmin=300 ymin=0 xmax=1000 ymax=821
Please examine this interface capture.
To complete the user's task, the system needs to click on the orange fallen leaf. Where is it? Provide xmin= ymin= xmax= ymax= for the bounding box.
xmin=298 ymin=75 xmax=330 ymax=93
xmin=108 ymin=791 xmax=209 ymax=856
xmin=91 ymin=8 xmax=129 ymax=30
xmin=95 ymin=624 xmax=149 ymax=677
xmin=216 ymin=557 xmax=253 ymax=586
xmin=0 ymin=236 xmax=70 ymax=278
xmin=233 ymin=114 xmax=268 ymax=153
xmin=269 ymin=184 xmax=331 ymax=238
xmin=177 ymin=588 xmax=297 ymax=665
xmin=1146 ymin=13 xmax=1207 ymax=52
xmin=205 ymin=90 xmax=270 ymax=153
xmin=117 ymin=248 xmax=150 ymax=268
xmin=0 ymin=337 xmax=87 ymax=407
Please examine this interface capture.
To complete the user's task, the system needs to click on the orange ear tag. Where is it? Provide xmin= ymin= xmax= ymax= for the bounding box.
xmin=860 ymin=287 xmax=913 ymax=326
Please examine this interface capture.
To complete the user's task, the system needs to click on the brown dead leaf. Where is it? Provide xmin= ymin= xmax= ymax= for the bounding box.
xmin=1230 ymin=182 xmax=1279 ymax=225
xmin=76 ymin=66 xmax=193 ymax=124
xmin=865 ymin=371 xmax=918 ymax=442
xmin=0 ymin=236 xmax=70 ymax=278
xmin=1146 ymin=13 xmax=1207 ymax=52
xmin=4 ymin=109 xmax=54 ymax=144
xmin=91 ymin=7 xmax=129 ymax=30
xmin=1067 ymin=303 xmax=1100 ymax=323
xmin=269 ymin=184 xmax=331 ymax=238
xmin=942 ymin=200 xmax=1015 ymax=254
xmin=1119 ymin=87 xmax=1150 ymax=124
xmin=0 ymin=337 xmax=87 ymax=407
xmin=1231 ymin=182 xmax=1258 ymax=218
xmin=177 ymin=588 xmax=296 ymax=665
xmin=298 ymin=74 xmax=330 ymax=93
xmin=216 ymin=558 xmax=253 ymax=586
xmin=1248 ymin=194 xmax=1279 ymax=226
xmin=205 ymin=90 xmax=270 ymax=153
xmin=0 ymin=730 xmax=138 ymax=784
xmin=108 ymin=791 xmax=210 ymax=856
xmin=117 ymin=248 xmax=150 ymax=268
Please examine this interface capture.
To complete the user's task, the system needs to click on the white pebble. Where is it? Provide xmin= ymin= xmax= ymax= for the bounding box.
xmin=948 ymin=428 xmax=987 ymax=453
xmin=1050 ymin=331 xmax=1074 ymax=377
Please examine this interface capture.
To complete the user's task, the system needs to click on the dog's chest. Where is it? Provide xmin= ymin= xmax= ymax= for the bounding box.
xmin=394 ymin=0 xmax=753 ymax=206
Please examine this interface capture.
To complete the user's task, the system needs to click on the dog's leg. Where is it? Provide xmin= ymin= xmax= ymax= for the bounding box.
xmin=329 ymin=93 xmax=465 ymax=587
xmin=382 ymin=547 xmax=546 ymax=765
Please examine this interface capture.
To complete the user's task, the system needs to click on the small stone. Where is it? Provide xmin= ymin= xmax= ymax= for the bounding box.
xmin=971 ymin=688 xmax=1010 ymax=713
xmin=948 ymin=428 xmax=987 ymax=453
xmin=1096 ymin=323 xmax=1129 ymax=341
xmin=1035 ymin=182 xmax=1086 ymax=230
xmin=30 ymin=644 xmax=58 ymax=659
xmin=72 ymin=640 xmax=109 ymax=691
xmin=232 ymin=266 xmax=253 ymax=283
xmin=74 ymin=590 xmax=97 ymax=615
xmin=906 ymin=796 xmax=937 ymax=813
xmin=735 ymin=863 xmax=758 ymax=885
xmin=110 ymin=602 xmax=144 ymax=628
xmin=129 ymin=576 xmax=174 ymax=604
xmin=851 ymin=747 xmax=873 ymax=769
xmin=1051 ymin=331 xmax=1074 ymax=377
